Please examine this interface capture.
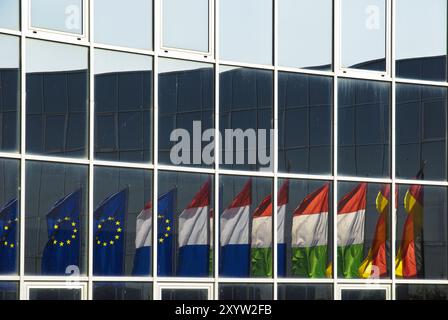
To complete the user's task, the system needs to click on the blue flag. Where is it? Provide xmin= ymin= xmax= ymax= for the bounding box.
xmin=41 ymin=190 xmax=82 ymax=275
xmin=93 ymin=189 xmax=128 ymax=275
xmin=0 ymin=199 xmax=18 ymax=274
xmin=157 ymin=189 xmax=176 ymax=276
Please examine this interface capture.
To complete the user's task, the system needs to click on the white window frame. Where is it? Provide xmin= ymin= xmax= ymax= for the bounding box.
xmin=156 ymin=282 xmax=214 ymax=300
xmin=158 ymin=0 xmax=214 ymax=61
xmin=25 ymin=0 xmax=89 ymax=44
xmin=336 ymin=284 xmax=391 ymax=300
xmin=24 ymin=282 xmax=88 ymax=300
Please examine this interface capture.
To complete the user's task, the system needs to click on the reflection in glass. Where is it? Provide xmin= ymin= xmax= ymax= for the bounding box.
xmin=396 ymin=84 xmax=447 ymax=181
xmin=278 ymin=284 xmax=333 ymax=300
xmin=337 ymin=182 xmax=391 ymax=279
xmin=219 ymin=284 xmax=273 ymax=300
xmin=219 ymin=176 xmax=272 ymax=278
xmin=341 ymin=289 xmax=386 ymax=300
xmin=0 ymin=0 xmax=20 ymax=30
xmin=29 ymin=288 xmax=81 ymax=300
xmin=93 ymin=282 xmax=152 ymax=300
xmin=26 ymin=39 xmax=88 ymax=158
xmin=396 ymin=0 xmax=447 ymax=81
xmin=278 ymin=72 xmax=332 ymax=174
xmin=278 ymin=179 xmax=332 ymax=278
xmin=163 ymin=0 xmax=209 ymax=52
xmin=158 ymin=59 xmax=214 ymax=167
xmin=278 ymin=0 xmax=332 ymax=70
xmin=0 ymin=159 xmax=19 ymax=275
xmin=338 ymin=79 xmax=390 ymax=178
xmin=162 ymin=289 xmax=208 ymax=300
xmin=396 ymin=184 xmax=447 ymax=280
xmin=157 ymin=171 xmax=213 ymax=277
xmin=0 ymin=34 xmax=20 ymax=152
xmin=31 ymin=0 xmax=83 ymax=34
xmin=25 ymin=161 xmax=88 ymax=275
xmin=341 ymin=0 xmax=386 ymax=71
xmin=93 ymin=167 xmax=152 ymax=276
xmin=94 ymin=50 xmax=153 ymax=163
xmin=396 ymin=285 xmax=448 ymax=300
xmin=0 ymin=283 xmax=18 ymax=300
xmin=94 ymin=0 xmax=153 ymax=50
xmin=220 ymin=67 xmax=273 ymax=171
xmin=220 ymin=0 xmax=272 ymax=65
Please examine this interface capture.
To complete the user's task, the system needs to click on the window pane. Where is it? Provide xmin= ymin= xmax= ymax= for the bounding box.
xmin=278 ymin=0 xmax=332 ymax=70
xmin=396 ymin=285 xmax=448 ymax=300
xmin=29 ymin=288 xmax=81 ymax=300
xmin=94 ymin=50 xmax=153 ymax=163
xmin=219 ymin=176 xmax=272 ymax=278
xmin=396 ymin=0 xmax=447 ymax=81
xmin=26 ymin=40 xmax=88 ymax=158
xmin=278 ymin=179 xmax=333 ymax=278
xmin=93 ymin=282 xmax=152 ymax=300
xmin=338 ymin=79 xmax=390 ymax=178
xmin=341 ymin=0 xmax=386 ymax=71
xmin=158 ymin=59 xmax=214 ymax=168
xmin=31 ymin=0 xmax=83 ymax=35
xmin=162 ymin=289 xmax=208 ymax=300
xmin=341 ymin=289 xmax=386 ymax=300
xmin=278 ymin=72 xmax=332 ymax=175
xmin=157 ymin=171 xmax=213 ymax=277
xmin=0 ymin=34 xmax=20 ymax=152
xmin=25 ymin=161 xmax=88 ymax=275
xmin=220 ymin=0 xmax=272 ymax=65
xmin=337 ymin=182 xmax=391 ymax=279
xmin=220 ymin=66 xmax=273 ymax=171
xmin=94 ymin=0 xmax=153 ymax=50
xmin=0 ymin=0 xmax=20 ymax=30
xmin=277 ymin=284 xmax=333 ymax=300
xmin=0 ymin=283 xmax=18 ymax=300
xmin=0 ymin=159 xmax=19 ymax=275
xmin=396 ymin=184 xmax=447 ymax=279
xmin=93 ymin=167 xmax=152 ymax=276
xmin=219 ymin=284 xmax=273 ymax=300
xmin=163 ymin=0 xmax=209 ymax=52
xmin=396 ymin=84 xmax=447 ymax=181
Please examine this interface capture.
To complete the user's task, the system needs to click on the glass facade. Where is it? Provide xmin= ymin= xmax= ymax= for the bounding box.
xmin=0 ymin=0 xmax=447 ymax=300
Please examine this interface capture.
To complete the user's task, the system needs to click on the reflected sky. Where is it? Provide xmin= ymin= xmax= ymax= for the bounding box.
xmin=31 ymin=0 xmax=83 ymax=34
xmin=0 ymin=35 xmax=19 ymax=68
xmin=0 ymin=0 xmax=19 ymax=30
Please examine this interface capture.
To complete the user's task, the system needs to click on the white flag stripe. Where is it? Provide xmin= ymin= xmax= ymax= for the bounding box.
xmin=179 ymin=206 xmax=208 ymax=247
xmin=220 ymin=205 xmax=250 ymax=245
xmin=277 ymin=204 xmax=286 ymax=244
xmin=135 ymin=207 xmax=152 ymax=248
xmin=292 ymin=212 xmax=328 ymax=248
xmin=252 ymin=216 xmax=272 ymax=248
xmin=337 ymin=210 xmax=365 ymax=246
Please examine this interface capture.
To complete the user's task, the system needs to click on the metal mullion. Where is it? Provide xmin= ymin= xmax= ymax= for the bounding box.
xmin=277 ymin=65 xmax=335 ymax=78
xmin=391 ymin=0 xmax=397 ymax=300
xmin=93 ymin=160 xmax=155 ymax=171
xmin=218 ymin=169 xmax=274 ymax=178
xmin=93 ymin=43 xmax=155 ymax=57
xmin=157 ymin=164 xmax=215 ymax=175
xmin=214 ymin=0 xmax=220 ymax=301
xmin=0 ymin=28 xmax=22 ymax=37
xmin=218 ymin=59 xmax=275 ymax=71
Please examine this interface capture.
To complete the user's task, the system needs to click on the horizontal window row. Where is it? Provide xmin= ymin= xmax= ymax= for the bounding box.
xmin=1 ymin=0 xmax=447 ymax=81
xmin=1 ymin=159 xmax=447 ymax=280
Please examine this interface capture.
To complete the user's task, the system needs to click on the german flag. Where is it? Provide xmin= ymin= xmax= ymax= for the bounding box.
xmin=395 ymin=172 xmax=424 ymax=278
xmin=358 ymin=185 xmax=390 ymax=278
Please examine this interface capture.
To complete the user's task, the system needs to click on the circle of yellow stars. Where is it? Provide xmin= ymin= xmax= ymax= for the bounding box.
xmin=158 ymin=214 xmax=172 ymax=243
xmin=95 ymin=216 xmax=122 ymax=247
xmin=1 ymin=217 xmax=18 ymax=249
xmin=51 ymin=216 xmax=77 ymax=247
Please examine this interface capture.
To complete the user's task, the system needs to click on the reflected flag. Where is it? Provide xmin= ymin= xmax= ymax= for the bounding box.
xmin=337 ymin=183 xmax=367 ymax=278
xmin=178 ymin=179 xmax=211 ymax=276
xmin=42 ymin=189 xmax=82 ymax=275
xmin=220 ymin=180 xmax=251 ymax=277
xmin=0 ymin=199 xmax=18 ymax=274
xmin=277 ymin=180 xmax=289 ymax=277
xmin=291 ymin=184 xmax=329 ymax=278
xmin=359 ymin=185 xmax=391 ymax=278
xmin=157 ymin=189 xmax=176 ymax=276
xmin=93 ymin=189 xmax=127 ymax=276
xmin=132 ymin=200 xmax=152 ymax=276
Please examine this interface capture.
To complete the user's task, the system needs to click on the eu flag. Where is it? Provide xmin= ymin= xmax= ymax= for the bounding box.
xmin=157 ymin=189 xmax=176 ymax=276
xmin=0 ymin=199 xmax=18 ymax=274
xmin=93 ymin=189 xmax=128 ymax=275
xmin=41 ymin=189 xmax=82 ymax=275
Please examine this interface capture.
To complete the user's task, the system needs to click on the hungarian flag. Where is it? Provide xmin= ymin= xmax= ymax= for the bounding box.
xmin=177 ymin=179 xmax=211 ymax=277
xmin=291 ymin=183 xmax=329 ymax=278
xmin=220 ymin=180 xmax=251 ymax=277
xmin=337 ymin=183 xmax=367 ymax=278
xmin=358 ymin=185 xmax=390 ymax=278
xmin=396 ymin=181 xmax=424 ymax=278
xmin=277 ymin=180 xmax=289 ymax=277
